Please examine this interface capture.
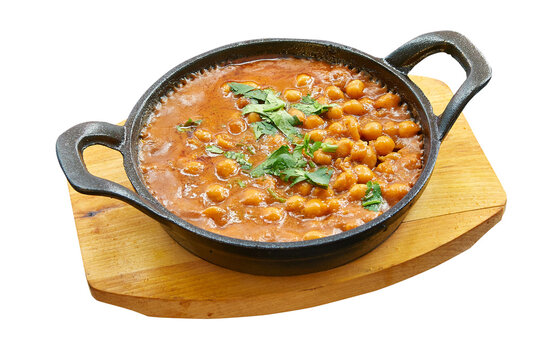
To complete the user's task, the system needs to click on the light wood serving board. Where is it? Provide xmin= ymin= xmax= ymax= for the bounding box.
xmin=67 ymin=76 xmax=506 ymax=318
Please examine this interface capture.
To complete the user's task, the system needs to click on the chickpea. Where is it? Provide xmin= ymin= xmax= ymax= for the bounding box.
xmin=373 ymin=135 xmax=395 ymax=156
xmin=221 ymin=83 xmax=231 ymax=95
xmin=343 ymin=98 xmax=373 ymax=115
xmin=359 ymin=97 xmax=374 ymax=108
xmin=296 ymin=74 xmax=312 ymax=87
xmin=246 ymin=112 xmax=261 ymax=124
xmin=313 ymin=149 xmax=333 ymax=165
xmin=216 ymin=134 xmax=235 ymax=150
xmin=303 ymin=114 xmax=325 ymax=129
xmin=323 ymin=137 xmax=337 ymax=145
xmin=326 ymin=198 xmax=340 ymax=213
xmin=363 ymin=146 xmax=377 ymax=169
xmin=374 ymin=93 xmax=400 ymax=109
xmin=354 ymin=164 xmax=375 ymax=183
xmin=308 ymin=129 xmax=326 ymax=142
xmin=342 ymin=220 xmax=361 ymax=232
xmin=348 ymin=183 xmax=368 ymax=200
xmin=398 ymin=121 xmax=421 ymax=138
xmin=194 ymin=129 xmax=212 ymax=142
xmin=184 ymin=161 xmax=204 ymax=175
xmin=326 ymin=105 xmax=343 ymax=120
xmin=336 ymin=138 xmax=354 ymax=158
xmin=236 ymin=97 xmax=250 ymax=109
xmin=303 ymin=230 xmax=325 ymax=240
xmin=325 ymin=85 xmax=344 ymax=100
xmin=402 ymin=155 xmax=421 ymax=170
xmin=381 ymin=121 xmax=398 ymax=139
xmin=288 ymin=108 xmax=306 ymax=124
xmin=293 ymin=182 xmax=313 ymax=196
xmin=362 ymin=211 xmax=380 ymax=223
xmin=285 ymin=195 xmax=305 ymax=213
xmin=312 ymin=187 xmax=334 ymax=199
xmin=228 ymin=119 xmax=247 ymax=135
xmin=202 ymin=206 xmax=227 ymax=226
xmin=345 ymin=79 xmax=365 ymax=99
xmin=343 ymin=115 xmax=360 ymax=140
xmin=350 ymin=141 xmax=368 ymax=162
xmin=284 ymin=89 xmax=302 ymax=102
xmin=333 ymin=170 xmax=357 ymax=192
xmin=206 ymin=184 xmax=229 ymax=202
xmin=381 ymin=151 xmax=401 ymax=162
xmin=316 ymin=96 xmax=330 ymax=104
xmin=262 ymin=207 xmax=284 ymax=222
xmin=362 ymin=121 xmax=383 ymax=141
xmin=383 ymin=183 xmax=410 ymax=204
xmin=240 ymin=188 xmax=265 ymax=205
xmin=216 ymin=158 xmax=238 ymax=178
xmin=327 ymin=121 xmax=345 ymax=136
xmin=342 ymin=100 xmax=365 ymax=115
xmin=376 ymin=161 xmax=395 ymax=174
xmin=303 ymin=199 xmax=327 ymax=218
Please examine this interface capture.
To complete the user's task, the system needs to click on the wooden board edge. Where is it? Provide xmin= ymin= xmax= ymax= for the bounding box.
xmin=87 ymin=205 xmax=505 ymax=318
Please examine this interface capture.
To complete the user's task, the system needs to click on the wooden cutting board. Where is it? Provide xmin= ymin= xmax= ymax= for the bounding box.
xmin=67 ymin=76 xmax=506 ymax=318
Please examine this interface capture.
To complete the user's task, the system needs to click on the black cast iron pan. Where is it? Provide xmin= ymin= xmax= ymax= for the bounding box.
xmin=56 ymin=31 xmax=491 ymax=275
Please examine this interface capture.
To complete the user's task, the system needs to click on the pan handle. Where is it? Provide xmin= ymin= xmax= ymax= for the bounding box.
xmin=56 ymin=121 xmax=168 ymax=222
xmin=384 ymin=30 xmax=491 ymax=141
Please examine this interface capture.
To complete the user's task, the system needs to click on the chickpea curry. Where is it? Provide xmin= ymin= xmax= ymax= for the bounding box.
xmin=139 ymin=57 xmax=423 ymax=242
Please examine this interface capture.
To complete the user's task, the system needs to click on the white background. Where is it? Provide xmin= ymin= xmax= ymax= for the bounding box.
xmin=2 ymin=1 xmax=538 ymax=359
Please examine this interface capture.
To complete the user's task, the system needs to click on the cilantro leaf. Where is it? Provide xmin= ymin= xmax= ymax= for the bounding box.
xmin=251 ymin=146 xmax=300 ymax=178
xmin=294 ymin=134 xmax=338 ymax=157
xmin=176 ymin=118 xmax=202 ymax=132
xmin=362 ymin=181 xmax=383 ymax=211
xmin=224 ymin=151 xmax=252 ymax=170
xmin=280 ymin=168 xmax=309 ymax=187
xmin=292 ymin=95 xmax=335 ymax=116
xmin=242 ymin=93 xmax=286 ymax=114
xmin=251 ymin=121 xmax=278 ymax=139
xmin=280 ymin=167 xmax=333 ymax=188
xmin=264 ymin=109 xmax=301 ymax=140
xmin=250 ymin=144 xmax=332 ymax=188
xmin=228 ymin=82 xmax=268 ymax=102
xmin=241 ymin=89 xmax=301 ymax=139
xmin=305 ymin=167 xmax=334 ymax=188
xmin=267 ymin=188 xmax=286 ymax=203
xmin=237 ymin=144 xmax=256 ymax=155
xmin=206 ymin=145 xmax=224 ymax=154
xmin=321 ymin=142 xmax=338 ymax=153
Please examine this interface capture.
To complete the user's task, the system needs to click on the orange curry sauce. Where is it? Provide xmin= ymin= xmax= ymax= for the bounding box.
xmin=139 ymin=57 xmax=423 ymax=242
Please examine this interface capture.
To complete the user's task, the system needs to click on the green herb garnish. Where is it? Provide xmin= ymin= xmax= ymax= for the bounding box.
xmin=295 ymin=134 xmax=338 ymax=158
xmin=236 ymin=143 xmax=256 ymax=155
xmin=362 ymin=181 xmax=383 ymax=211
xmin=267 ymin=188 xmax=286 ymax=203
xmin=176 ymin=118 xmax=202 ymax=132
xmin=250 ymin=144 xmax=332 ymax=188
xmin=321 ymin=142 xmax=338 ymax=153
xmin=236 ymin=180 xmax=247 ymax=188
xmin=225 ymin=151 xmax=252 ymax=170
xmin=280 ymin=167 xmax=333 ymax=188
xmin=251 ymin=145 xmax=303 ymax=178
xmin=228 ymin=82 xmax=268 ymax=102
xmin=263 ymin=109 xmax=302 ymax=140
xmin=206 ymin=145 xmax=224 ymax=154
xmin=251 ymin=121 xmax=278 ymax=139
xmin=292 ymin=95 xmax=335 ymax=116
xmin=236 ymin=87 xmax=301 ymax=140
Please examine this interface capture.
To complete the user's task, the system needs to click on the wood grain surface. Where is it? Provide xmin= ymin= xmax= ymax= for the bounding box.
xmin=67 ymin=76 xmax=506 ymax=318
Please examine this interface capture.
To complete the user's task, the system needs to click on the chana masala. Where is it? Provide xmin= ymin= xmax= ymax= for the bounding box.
xmin=139 ymin=57 xmax=423 ymax=242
